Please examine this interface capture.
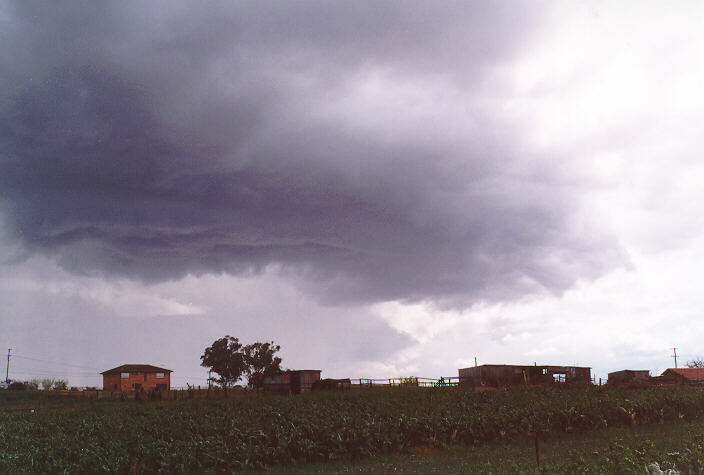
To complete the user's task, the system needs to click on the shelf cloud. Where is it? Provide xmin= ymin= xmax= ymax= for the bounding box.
xmin=1 ymin=1 xmax=624 ymax=307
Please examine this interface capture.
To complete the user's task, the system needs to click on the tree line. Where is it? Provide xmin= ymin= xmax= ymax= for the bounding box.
xmin=5 ymin=378 xmax=69 ymax=391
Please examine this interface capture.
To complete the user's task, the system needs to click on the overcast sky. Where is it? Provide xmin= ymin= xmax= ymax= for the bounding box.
xmin=2 ymin=1 xmax=704 ymax=387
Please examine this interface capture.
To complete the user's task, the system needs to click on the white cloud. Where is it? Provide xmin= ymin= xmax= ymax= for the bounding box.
xmin=365 ymin=236 xmax=704 ymax=381
xmin=0 ymin=257 xmax=204 ymax=318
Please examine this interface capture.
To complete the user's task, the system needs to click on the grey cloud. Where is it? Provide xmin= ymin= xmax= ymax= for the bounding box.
xmin=0 ymin=1 xmax=624 ymax=306
xmin=0 ymin=256 xmax=412 ymax=385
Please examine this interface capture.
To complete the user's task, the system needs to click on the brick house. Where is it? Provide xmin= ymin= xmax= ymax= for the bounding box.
xmin=101 ymin=364 xmax=172 ymax=392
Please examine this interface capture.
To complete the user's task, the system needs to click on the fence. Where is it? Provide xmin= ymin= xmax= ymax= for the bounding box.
xmin=50 ymin=387 xmax=260 ymax=401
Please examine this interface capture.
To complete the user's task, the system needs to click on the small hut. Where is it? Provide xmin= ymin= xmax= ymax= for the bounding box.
xmin=263 ymin=370 xmax=321 ymax=394
xmin=607 ymin=370 xmax=650 ymax=386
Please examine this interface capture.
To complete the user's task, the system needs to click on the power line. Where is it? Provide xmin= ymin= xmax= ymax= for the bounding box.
xmin=13 ymin=355 xmax=104 ymax=371
xmin=11 ymin=369 xmax=100 ymax=378
xmin=12 ymin=366 xmax=98 ymax=375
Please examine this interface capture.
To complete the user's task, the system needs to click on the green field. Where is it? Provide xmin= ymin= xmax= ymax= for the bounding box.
xmin=283 ymin=420 xmax=704 ymax=473
xmin=3 ymin=386 xmax=704 ymax=472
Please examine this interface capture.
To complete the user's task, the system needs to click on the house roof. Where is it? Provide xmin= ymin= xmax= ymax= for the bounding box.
xmin=101 ymin=364 xmax=172 ymax=375
xmin=663 ymin=368 xmax=704 ymax=381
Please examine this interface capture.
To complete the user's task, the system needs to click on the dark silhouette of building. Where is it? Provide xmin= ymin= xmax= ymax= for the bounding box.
xmin=458 ymin=364 xmax=591 ymax=387
xmin=607 ymin=369 xmax=650 ymax=386
xmin=263 ymin=369 xmax=321 ymax=394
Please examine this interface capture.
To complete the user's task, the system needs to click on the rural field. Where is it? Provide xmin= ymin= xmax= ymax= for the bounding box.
xmin=4 ymin=386 xmax=704 ymax=472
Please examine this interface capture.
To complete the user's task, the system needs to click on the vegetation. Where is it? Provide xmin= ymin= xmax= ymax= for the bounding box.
xmin=687 ymin=358 xmax=704 ymax=368
xmin=4 ymin=386 xmax=704 ymax=471
xmin=39 ymin=378 xmax=69 ymax=390
xmin=0 ymin=390 xmax=118 ymax=411
xmin=281 ymin=420 xmax=704 ymax=473
xmin=8 ymin=381 xmax=27 ymax=391
xmin=200 ymin=335 xmax=246 ymax=388
xmin=243 ymin=341 xmax=282 ymax=389
xmin=200 ymin=336 xmax=282 ymax=389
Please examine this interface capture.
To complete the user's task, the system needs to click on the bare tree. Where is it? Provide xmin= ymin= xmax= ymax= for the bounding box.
xmin=687 ymin=358 xmax=704 ymax=368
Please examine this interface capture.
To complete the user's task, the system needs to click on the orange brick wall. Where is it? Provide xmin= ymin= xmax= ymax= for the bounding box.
xmin=102 ymin=371 xmax=170 ymax=392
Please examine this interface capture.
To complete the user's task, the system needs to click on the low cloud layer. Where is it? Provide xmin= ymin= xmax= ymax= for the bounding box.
xmin=1 ymin=1 xmax=623 ymax=306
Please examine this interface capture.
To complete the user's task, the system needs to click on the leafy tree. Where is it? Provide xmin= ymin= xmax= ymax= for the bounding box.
xmin=687 ymin=358 xmax=704 ymax=368
xmin=27 ymin=379 xmax=40 ymax=390
xmin=53 ymin=379 xmax=68 ymax=390
xmin=200 ymin=335 xmax=247 ymax=389
xmin=41 ymin=378 xmax=55 ymax=390
xmin=243 ymin=341 xmax=282 ymax=390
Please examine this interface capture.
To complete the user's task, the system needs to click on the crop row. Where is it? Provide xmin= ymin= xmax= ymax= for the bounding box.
xmin=3 ymin=386 xmax=704 ymax=471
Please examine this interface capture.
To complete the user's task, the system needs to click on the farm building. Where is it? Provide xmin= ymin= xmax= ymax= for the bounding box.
xmin=263 ymin=369 xmax=321 ymax=394
xmin=458 ymin=364 xmax=591 ymax=387
xmin=607 ymin=370 xmax=650 ymax=386
xmin=101 ymin=364 xmax=172 ymax=392
xmin=656 ymin=368 xmax=704 ymax=385
xmin=312 ymin=378 xmax=352 ymax=391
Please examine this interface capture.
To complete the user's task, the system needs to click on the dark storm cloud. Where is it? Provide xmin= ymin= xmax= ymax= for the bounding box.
xmin=0 ymin=1 xmax=623 ymax=305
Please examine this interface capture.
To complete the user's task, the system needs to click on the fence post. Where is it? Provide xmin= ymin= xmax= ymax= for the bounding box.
xmin=534 ymin=434 xmax=540 ymax=469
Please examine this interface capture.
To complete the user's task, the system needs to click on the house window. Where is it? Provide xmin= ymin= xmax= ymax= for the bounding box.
xmin=113 ymin=384 xmax=118 ymax=390
xmin=144 ymin=374 xmax=147 ymax=381
xmin=121 ymin=372 xmax=129 ymax=378
xmin=156 ymin=372 xmax=165 ymax=378
xmin=542 ymin=369 xmax=548 ymax=375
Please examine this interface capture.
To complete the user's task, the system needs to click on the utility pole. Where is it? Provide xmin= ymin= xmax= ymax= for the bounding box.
xmin=5 ymin=348 xmax=10 ymax=384
xmin=672 ymin=347 xmax=679 ymax=368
